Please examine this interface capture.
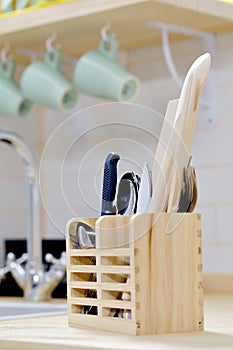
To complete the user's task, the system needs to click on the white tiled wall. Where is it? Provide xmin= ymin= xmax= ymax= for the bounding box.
xmin=1 ymin=31 xmax=233 ymax=273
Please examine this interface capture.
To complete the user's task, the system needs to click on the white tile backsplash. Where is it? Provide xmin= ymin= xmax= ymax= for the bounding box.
xmin=217 ymin=206 xmax=233 ymax=244
xmin=197 ymin=167 xmax=233 ymax=206
xmin=203 ymin=246 xmax=233 ymax=274
xmin=215 ymin=89 xmax=233 ymax=127
xmin=0 ymin=212 xmax=27 ymax=237
xmin=0 ymin=178 xmax=27 ymax=210
xmin=192 ymin=128 xmax=216 ymax=167
xmin=0 ymin=144 xmax=26 ymax=175
xmin=215 ymin=126 xmax=233 ymax=165
xmin=0 ymin=109 xmax=41 ymax=143
xmin=196 ymin=206 xmax=217 ymax=244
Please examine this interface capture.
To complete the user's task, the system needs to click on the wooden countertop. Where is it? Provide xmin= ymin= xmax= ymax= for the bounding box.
xmin=0 ymin=293 xmax=232 ymax=350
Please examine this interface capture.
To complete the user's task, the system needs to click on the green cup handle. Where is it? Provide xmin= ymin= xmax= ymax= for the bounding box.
xmin=0 ymin=57 xmax=15 ymax=79
xmin=45 ymin=47 xmax=61 ymax=69
xmin=99 ymin=36 xmax=118 ymax=60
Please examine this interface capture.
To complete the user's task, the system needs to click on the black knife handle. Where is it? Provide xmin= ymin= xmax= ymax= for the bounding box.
xmin=101 ymin=152 xmax=120 ymax=215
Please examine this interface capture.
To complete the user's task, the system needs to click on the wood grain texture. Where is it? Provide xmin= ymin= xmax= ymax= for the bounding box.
xmin=149 ymin=54 xmax=211 ymax=214
xmin=166 ymin=54 xmax=211 ymax=213
xmin=0 ymin=294 xmax=233 ymax=349
xmin=66 ymin=213 xmax=203 ymax=335
xmin=96 ymin=215 xmax=132 ymax=249
xmin=148 ymin=99 xmax=179 ymax=212
xmin=132 ymin=213 xmax=203 ymax=334
xmin=1 ymin=0 xmax=233 ymax=64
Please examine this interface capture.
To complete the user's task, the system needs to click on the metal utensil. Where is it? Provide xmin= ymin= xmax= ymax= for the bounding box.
xmin=178 ymin=157 xmax=193 ymax=212
xmin=77 ymin=225 xmax=95 ymax=249
xmin=116 ymin=172 xmax=140 ymax=215
xmin=116 ymin=177 xmax=132 ymax=215
xmin=137 ymin=163 xmax=152 ymax=213
xmin=69 ymin=221 xmax=96 ymax=249
xmin=178 ymin=157 xmax=198 ymax=213
xmin=187 ymin=167 xmax=198 ymax=212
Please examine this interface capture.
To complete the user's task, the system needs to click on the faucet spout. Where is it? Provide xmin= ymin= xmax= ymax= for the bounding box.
xmin=0 ymin=129 xmax=43 ymax=276
xmin=0 ymin=129 xmax=66 ymax=301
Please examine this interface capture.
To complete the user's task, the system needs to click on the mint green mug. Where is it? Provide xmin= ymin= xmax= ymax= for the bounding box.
xmin=20 ymin=48 xmax=78 ymax=111
xmin=74 ymin=37 xmax=140 ymax=101
xmin=0 ymin=58 xmax=33 ymax=117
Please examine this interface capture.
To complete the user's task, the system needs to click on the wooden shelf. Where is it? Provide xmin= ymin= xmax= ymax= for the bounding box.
xmin=1 ymin=0 xmax=233 ymax=63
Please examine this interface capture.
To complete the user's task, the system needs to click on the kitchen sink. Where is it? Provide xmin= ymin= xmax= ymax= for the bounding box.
xmin=0 ymin=300 xmax=67 ymax=320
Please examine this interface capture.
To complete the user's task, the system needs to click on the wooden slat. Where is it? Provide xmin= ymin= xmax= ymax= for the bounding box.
xmin=69 ymin=248 xmax=133 ymax=257
xmin=68 ymin=313 xmax=137 ymax=335
xmin=70 ymin=297 xmax=133 ymax=309
xmin=68 ymin=265 xmax=134 ymax=274
xmin=69 ymin=282 xmax=134 ymax=291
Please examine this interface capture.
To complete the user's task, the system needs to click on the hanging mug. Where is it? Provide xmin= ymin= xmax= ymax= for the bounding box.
xmin=0 ymin=57 xmax=33 ymax=117
xmin=20 ymin=47 xmax=78 ymax=111
xmin=74 ymin=36 xmax=140 ymax=102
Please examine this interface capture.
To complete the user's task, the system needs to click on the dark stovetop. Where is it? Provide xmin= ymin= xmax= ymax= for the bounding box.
xmin=0 ymin=239 xmax=67 ymax=298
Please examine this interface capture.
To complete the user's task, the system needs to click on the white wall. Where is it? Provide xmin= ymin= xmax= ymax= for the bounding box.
xmin=1 ymin=30 xmax=233 ymax=274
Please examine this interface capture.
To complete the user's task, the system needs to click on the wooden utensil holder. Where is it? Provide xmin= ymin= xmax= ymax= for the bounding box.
xmin=66 ymin=213 xmax=203 ymax=335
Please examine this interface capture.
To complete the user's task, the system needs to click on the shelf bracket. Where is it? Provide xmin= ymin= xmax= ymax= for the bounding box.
xmin=147 ymin=21 xmax=216 ymax=126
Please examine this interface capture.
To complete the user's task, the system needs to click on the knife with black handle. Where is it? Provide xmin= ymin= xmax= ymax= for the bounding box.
xmin=101 ymin=152 xmax=120 ymax=216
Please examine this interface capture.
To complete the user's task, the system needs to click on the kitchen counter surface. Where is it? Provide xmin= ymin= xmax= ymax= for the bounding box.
xmin=0 ymin=293 xmax=232 ymax=350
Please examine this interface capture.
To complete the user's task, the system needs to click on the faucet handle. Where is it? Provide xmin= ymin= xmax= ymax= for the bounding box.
xmin=0 ymin=253 xmax=28 ymax=279
xmin=45 ymin=252 xmax=66 ymax=269
xmin=6 ymin=252 xmax=28 ymax=265
xmin=0 ymin=265 xmax=11 ymax=279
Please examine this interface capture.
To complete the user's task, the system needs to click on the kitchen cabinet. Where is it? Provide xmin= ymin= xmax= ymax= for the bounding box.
xmin=0 ymin=0 xmax=233 ymax=63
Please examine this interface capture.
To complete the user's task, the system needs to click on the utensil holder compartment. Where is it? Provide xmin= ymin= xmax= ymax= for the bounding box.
xmin=66 ymin=213 xmax=203 ymax=335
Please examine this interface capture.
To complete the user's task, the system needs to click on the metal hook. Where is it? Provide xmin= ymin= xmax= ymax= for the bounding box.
xmin=101 ymin=22 xmax=115 ymax=42
xmin=45 ymin=33 xmax=60 ymax=52
xmin=1 ymin=45 xmax=10 ymax=63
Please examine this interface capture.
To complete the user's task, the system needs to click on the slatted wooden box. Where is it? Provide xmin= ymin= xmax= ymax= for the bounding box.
xmin=66 ymin=213 xmax=203 ymax=335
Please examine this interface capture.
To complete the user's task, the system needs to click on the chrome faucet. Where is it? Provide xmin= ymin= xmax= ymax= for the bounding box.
xmin=0 ymin=129 xmax=66 ymax=301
